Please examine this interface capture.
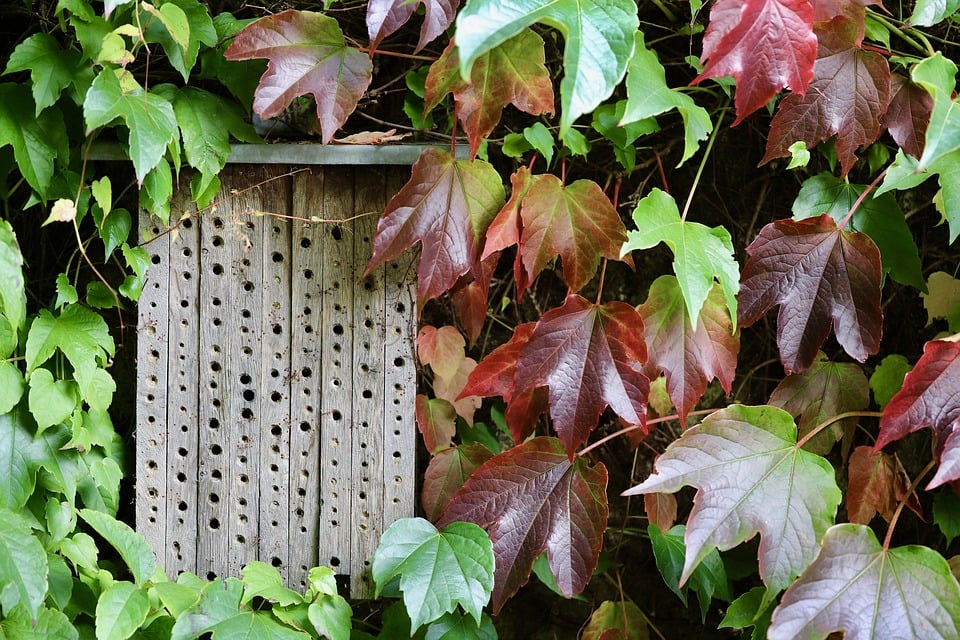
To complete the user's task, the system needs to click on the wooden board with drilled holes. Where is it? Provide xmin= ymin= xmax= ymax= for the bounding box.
xmin=136 ymin=162 xmax=416 ymax=597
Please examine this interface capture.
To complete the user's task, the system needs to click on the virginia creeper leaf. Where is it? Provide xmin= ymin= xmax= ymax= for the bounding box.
xmin=79 ymin=509 xmax=158 ymax=587
xmin=882 ymin=73 xmax=933 ymax=159
xmin=935 ymin=491 xmax=960 ymax=546
xmin=875 ymin=335 xmax=960 ymax=488
xmin=372 ymin=518 xmax=494 ymax=632
xmin=0 ymin=83 xmax=68 ymax=196
xmin=924 ymin=271 xmax=960 ymax=329
xmin=738 ymin=215 xmax=883 ymax=374
xmin=870 ymin=353 xmax=913 ymax=409
xmin=622 ymin=188 xmax=739 ymax=328
xmin=143 ymin=0 xmax=218 ymax=82
xmin=582 ymin=600 xmax=649 ymax=640
xmin=418 ymin=326 xmax=480 ymax=424
xmin=638 ymin=275 xmax=739 ymax=423
xmin=367 ymin=0 xmax=458 ymax=52
xmin=768 ymin=524 xmax=960 ymax=639
xmin=28 ymin=369 xmax=78 ymax=432
xmin=692 ymin=0 xmax=817 ymax=124
xmin=846 ymin=445 xmax=921 ymax=525
xmin=649 ymin=524 xmax=731 ymax=622
xmin=0 ymin=219 xmax=26 ymax=348
xmin=513 ymin=295 xmax=648 ymax=456
xmin=482 ymin=167 xmax=538 ymax=298
xmin=4 ymin=33 xmax=87 ymax=115
xmin=644 ymin=492 xmax=678 ymax=533
xmin=909 ymin=0 xmax=960 ymax=27
xmin=224 ymin=10 xmax=372 ymax=144
xmin=768 ymin=352 xmax=869 ymax=453
xmin=623 ymin=404 xmax=842 ymax=594
xmin=423 ymin=611 xmax=497 ymax=640
xmin=95 ymin=581 xmax=150 ymax=640
xmin=453 ymin=0 xmax=638 ymax=135
xmin=0 ymin=403 xmax=42 ymax=511
xmin=366 ymin=148 xmax=505 ymax=307
xmin=439 ymin=436 xmax=608 ymax=612
xmin=421 ymin=444 xmax=494 ymax=522
xmin=416 ymin=395 xmax=457 ymax=455
xmin=762 ymin=16 xmax=891 ymax=177
xmin=424 ymin=32 xmax=554 ymax=158
xmin=0 ymin=508 xmax=48 ymax=622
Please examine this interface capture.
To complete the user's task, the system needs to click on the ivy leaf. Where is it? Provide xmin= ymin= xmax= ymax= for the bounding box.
xmin=224 ymin=10 xmax=372 ymax=144
xmin=367 ymin=0 xmax=458 ymax=52
xmin=367 ymin=148 xmax=505 ymax=308
xmin=95 ymin=581 xmax=150 ymax=640
xmin=0 ymin=403 xmax=42 ymax=511
xmin=422 ymin=444 xmax=494 ymax=522
xmin=424 ymin=32 xmax=554 ymax=158
xmin=768 ymin=524 xmax=960 ymax=639
xmin=453 ymin=0 xmax=638 ymax=135
xmin=623 ymin=405 xmax=842 ymax=594
xmin=372 ymin=517 xmax=494 ymax=633
xmin=0 ymin=83 xmax=68 ymax=197
xmin=622 ymin=188 xmax=739 ymax=329
xmin=639 ymin=275 xmax=739 ymax=423
xmin=622 ymin=32 xmax=712 ymax=166
xmin=791 ymin=172 xmax=925 ymax=290
xmin=875 ymin=336 xmax=960 ymax=488
xmin=846 ymin=445 xmax=921 ymax=525
xmin=768 ymin=352 xmax=869 ymax=453
xmin=143 ymin=0 xmax=218 ymax=82
xmin=513 ymin=295 xmax=648 ymax=456
xmin=83 ymin=71 xmax=177 ymax=185
xmin=79 ymin=509 xmax=158 ymax=587
xmin=692 ymin=0 xmax=817 ymax=123
xmin=762 ymin=16 xmax=891 ymax=177
xmin=4 ymin=33 xmax=86 ymax=115
xmin=439 ymin=437 xmax=608 ymax=612
xmin=0 ymin=508 xmax=48 ymax=622
xmin=881 ymin=73 xmax=933 ymax=159
xmin=0 ymin=219 xmax=26 ymax=346
xmin=649 ymin=524 xmax=731 ymax=622
xmin=738 ymin=215 xmax=883 ymax=374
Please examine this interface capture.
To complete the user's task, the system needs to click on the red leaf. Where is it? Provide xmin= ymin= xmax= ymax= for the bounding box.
xmin=881 ymin=73 xmax=933 ymax=159
xmin=515 ymin=295 xmax=649 ymax=456
xmin=438 ymin=436 xmax=608 ymax=612
xmin=418 ymin=325 xmax=467 ymax=381
xmin=644 ymin=492 xmax=678 ymax=532
xmin=425 ymin=33 xmax=554 ymax=158
xmin=224 ymin=10 xmax=372 ymax=144
xmin=846 ymin=445 xmax=922 ymax=524
xmin=421 ymin=443 xmax=494 ymax=522
xmin=738 ymin=215 xmax=883 ymax=374
xmin=416 ymin=395 xmax=457 ymax=454
xmin=813 ymin=0 xmax=879 ymax=30
xmin=639 ymin=275 xmax=739 ymax=423
xmin=366 ymin=148 xmax=505 ymax=307
xmin=875 ymin=336 xmax=960 ymax=488
xmin=366 ymin=0 xmax=458 ymax=53
xmin=762 ymin=16 xmax=891 ymax=176
xmin=693 ymin=0 xmax=817 ymax=124
xmin=483 ymin=167 xmax=539 ymax=298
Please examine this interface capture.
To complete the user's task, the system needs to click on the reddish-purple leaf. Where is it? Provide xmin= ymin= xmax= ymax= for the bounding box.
xmin=224 ymin=10 xmax=372 ymax=144
xmin=639 ymin=275 xmax=739 ymax=423
xmin=438 ymin=436 xmax=608 ymax=612
xmin=881 ymin=73 xmax=933 ymax=159
xmin=366 ymin=0 xmax=458 ymax=53
xmin=812 ymin=0 xmax=879 ymax=31
xmin=875 ymin=336 xmax=960 ymax=488
xmin=450 ymin=274 xmax=490 ymax=346
xmin=738 ymin=215 xmax=883 ymax=374
xmin=514 ymin=295 xmax=649 ymax=456
xmin=483 ymin=167 xmax=540 ymax=298
xmin=422 ymin=443 xmax=494 ymax=522
xmin=366 ymin=148 xmax=505 ymax=307
xmin=693 ymin=0 xmax=817 ymax=124
xmin=644 ymin=492 xmax=678 ymax=532
xmin=846 ymin=445 xmax=922 ymax=524
xmin=762 ymin=16 xmax=891 ymax=176
xmin=425 ymin=32 xmax=554 ymax=158
xmin=416 ymin=394 xmax=457 ymax=454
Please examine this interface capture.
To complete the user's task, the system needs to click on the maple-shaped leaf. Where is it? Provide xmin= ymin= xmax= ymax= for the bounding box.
xmin=224 ymin=10 xmax=372 ymax=144
xmin=366 ymin=148 xmax=506 ymax=307
xmin=623 ymin=404 xmax=841 ymax=594
xmin=768 ymin=524 xmax=960 ymax=639
xmin=692 ymin=0 xmax=817 ymax=124
xmin=513 ymin=295 xmax=649 ymax=456
xmin=768 ymin=352 xmax=869 ymax=453
xmin=451 ymin=266 xmax=493 ymax=346
xmin=813 ymin=0 xmax=880 ymax=26
xmin=460 ymin=322 xmax=549 ymax=443
xmin=644 ymin=492 xmax=678 ymax=533
xmin=418 ymin=325 xmax=480 ymax=423
xmin=846 ymin=445 xmax=922 ymax=525
xmin=416 ymin=395 xmax=458 ymax=455
xmin=422 ymin=443 xmax=494 ymax=522
xmin=639 ymin=275 xmax=739 ymax=423
xmin=438 ymin=436 xmax=608 ymax=612
xmin=367 ymin=0 xmax=458 ymax=53
xmin=882 ymin=73 xmax=933 ymax=159
xmin=424 ymin=32 xmax=554 ymax=158
xmin=738 ymin=214 xmax=883 ymax=374
xmin=453 ymin=0 xmax=638 ymax=135
xmin=875 ymin=335 xmax=960 ymax=488
xmin=762 ymin=16 xmax=891 ymax=177
xmin=622 ymin=188 xmax=739 ymax=329
xmin=482 ymin=167 xmax=539 ymax=298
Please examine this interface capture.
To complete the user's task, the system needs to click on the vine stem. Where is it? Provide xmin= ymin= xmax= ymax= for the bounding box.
xmin=795 ymin=411 xmax=883 ymax=449
xmin=883 ymin=458 xmax=936 ymax=550
xmin=838 ymin=168 xmax=887 ymax=231
xmin=357 ymin=47 xmax=436 ymax=61
xmin=680 ymin=104 xmax=728 ymax=222
xmin=577 ymin=409 xmax=718 ymax=457
xmin=595 ymin=177 xmax=623 ymax=304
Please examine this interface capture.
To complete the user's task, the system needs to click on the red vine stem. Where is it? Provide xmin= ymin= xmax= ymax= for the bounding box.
xmin=838 ymin=168 xmax=887 ymax=230
xmin=883 ymin=458 xmax=936 ymax=550
xmin=577 ymin=409 xmax=718 ymax=457
xmin=357 ymin=47 xmax=437 ymax=61
xmin=795 ymin=411 xmax=883 ymax=449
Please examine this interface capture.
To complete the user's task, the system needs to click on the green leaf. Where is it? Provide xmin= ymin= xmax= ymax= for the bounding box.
xmin=719 ymin=586 xmax=775 ymax=640
xmin=869 ymin=354 xmax=913 ymax=409
xmin=91 ymin=176 xmax=112 ymax=217
xmin=792 ymin=172 xmax=925 ymax=290
xmin=148 ymin=0 xmax=217 ymax=81
xmin=0 ymin=508 xmax=49 ymax=621
xmin=0 ymin=83 xmax=68 ymax=197
xmin=83 ymin=70 xmax=178 ymax=184
xmin=45 ymin=553 xmax=74 ymax=611
xmin=592 ymin=100 xmax=658 ymax=171
xmin=55 ymin=273 xmax=79 ymax=309
xmin=140 ymin=159 xmax=174 ymax=224
xmin=3 ymin=33 xmax=86 ymax=116
xmin=454 ymin=0 xmax=638 ymax=135
xmin=28 ymin=369 xmax=78 ymax=432
xmin=45 ymin=498 xmax=76 ymax=544
xmin=0 ymin=361 xmax=24 ymax=415
xmin=372 ymin=517 xmax=495 ymax=633
xmin=909 ymin=0 xmax=960 ymax=27
xmin=424 ymin=611 xmax=498 ymax=640
xmin=57 ymin=532 xmax=99 ymax=572
xmin=649 ymin=524 xmax=730 ymax=622
xmin=0 ymin=219 xmax=25 ymax=346
xmin=34 ymin=425 xmax=81 ymax=503
xmin=79 ymin=509 xmax=158 ymax=586
xmin=100 ymin=207 xmax=131 ymax=259
xmin=0 ymin=604 xmax=78 ymax=640
xmin=307 ymin=595 xmax=352 ymax=640
xmin=935 ymin=490 xmax=960 ymax=546
xmin=622 ymin=188 xmax=739 ymax=328
xmin=240 ymin=561 xmax=302 ymax=606
xmin=95 ymin=581 xmax=150 ymax=640
xmin=522 ymin=122 xmax=555 ymax=166
xmin=86 ymin=281 xmax=118 ymax=310
xmin=152 ymin=580 xmax=201 ymax=618
xmin=877 ymin=149 xmax=932 ymax=196
xmin=622 ymin=32 xmax=712 ymax=166
xmin=79 ymin=455 xmax=123 ymax=515
xmin=0 ymin=404 xmax=40 ymax=510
